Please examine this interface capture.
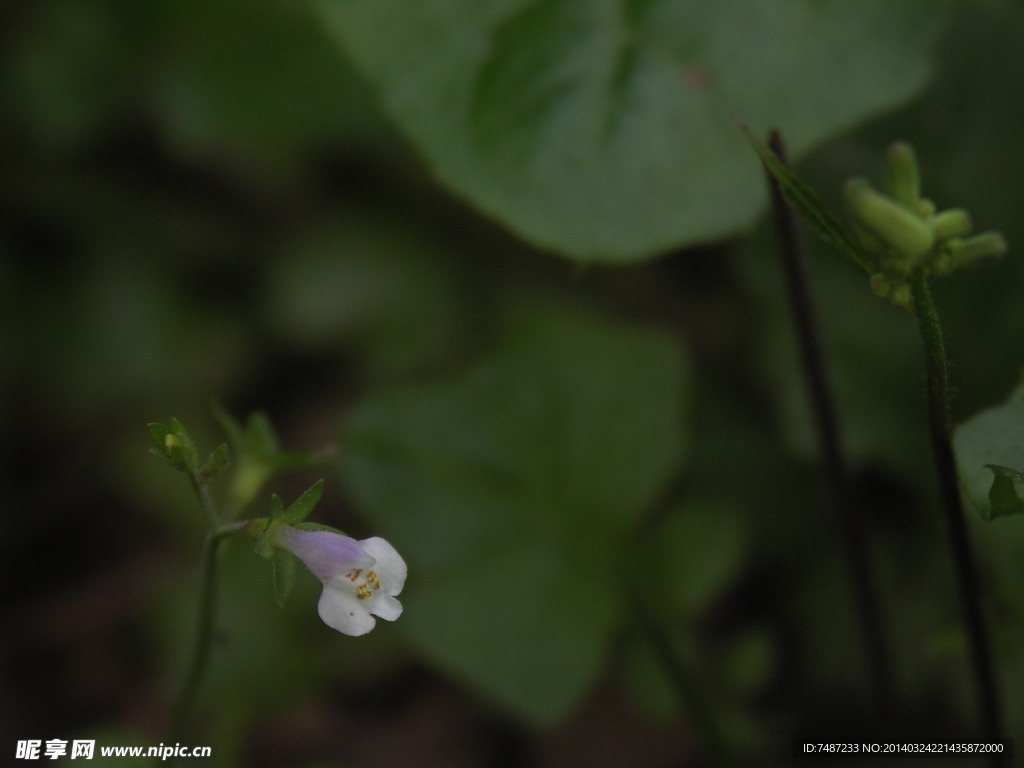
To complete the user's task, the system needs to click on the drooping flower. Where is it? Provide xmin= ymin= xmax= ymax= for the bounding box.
xmin=269 ymin=526 xmax=407 ymax=636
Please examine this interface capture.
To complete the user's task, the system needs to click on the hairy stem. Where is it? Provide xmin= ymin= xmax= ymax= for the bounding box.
xmin=909 ymin=269 xmax=1003 ymax=745
xmin=190 ymin=470 xmax=220 ymax=531
xmin=166 ymin=531 xmax=223 ymax=746
xmin=765 ymin=131 xmax=893 ymax=714
xmin=162 ymin=520 xmax=248 ymax=765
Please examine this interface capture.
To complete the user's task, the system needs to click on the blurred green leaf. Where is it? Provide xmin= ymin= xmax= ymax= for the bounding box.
xmin=151 ymin=0 xmax=390 ymax=178
xmin=983 ymin=464 xmax=1024 ymax=521
xmin=954 ymin=379 xmax=1024 ymax=520
xmin=266 ymin=216 xmax=467 ymax=381
xmin=341 ymin=307 xmax=690 ymax=724
xmin=646 ymin=502 xmax=747 ymax=617
xmin=319 ymin=0 xmax=947 ymax=261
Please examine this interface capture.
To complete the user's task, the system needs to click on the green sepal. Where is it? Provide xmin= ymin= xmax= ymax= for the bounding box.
xmin=254 ymin=535 xmax=275 ymax=560
xmin=279 ymin=479 xmax=325 ymax=526
xmin=268 ymin=494 xmax=285 ymax=522
xmin=254 ymin=496 xmax=286 ymax=559
xmin=273 ymin=550 xmax=298 ymax=607
xmin=982 ymin=464 xmax=1024 ymax=521
xmin=739 ymin=122 xmax=874 ymax=275
xmin=198 ymin=443 xmax=230 ymax=485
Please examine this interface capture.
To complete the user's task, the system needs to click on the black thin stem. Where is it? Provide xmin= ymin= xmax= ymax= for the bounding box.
xmin=764 ymin=131 xmax=893 ymax=714
xmin=909 ymin=270 xmax=1003 ymax=747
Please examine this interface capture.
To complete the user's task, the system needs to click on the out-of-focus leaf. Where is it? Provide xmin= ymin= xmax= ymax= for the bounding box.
xmin=151 ymin=0 xmax=389 ymax=178
xmin=953 ymin=379 xmax=1024 ymax=520
xmin=647 ymin=502 xmax=747 ymax=617
xmin=340 ymin=307 xmax=690 ymax=724
xmin=266 ymin=217 xmax=467 ymax=381
xmin=983 ymin=464 xmax=1024 ymax=521
xmin=319 ymin=0 xmax=947 ymax=261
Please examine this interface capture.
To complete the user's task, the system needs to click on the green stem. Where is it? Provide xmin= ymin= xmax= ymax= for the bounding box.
xmin=190 ymin=471 xmax=220 ymax=531
xmin=164 ymin=522 xmax=247 ymax=751
xmin=910 ymin=270 xmax=1003 ymax=745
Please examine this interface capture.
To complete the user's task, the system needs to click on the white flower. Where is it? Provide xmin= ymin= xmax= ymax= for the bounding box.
xmin=270 ymin=527 xmax=407 ymax=636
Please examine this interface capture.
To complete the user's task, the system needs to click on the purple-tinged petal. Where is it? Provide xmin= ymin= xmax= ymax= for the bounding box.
xmin=272 ymin=527 xmax=373 ymax=584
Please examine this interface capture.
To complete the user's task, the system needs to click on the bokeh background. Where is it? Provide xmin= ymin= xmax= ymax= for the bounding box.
xmin=3 ymin=1 xmax=1024 ymax=766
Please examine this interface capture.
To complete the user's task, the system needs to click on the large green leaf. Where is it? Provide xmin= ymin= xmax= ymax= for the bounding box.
xmin=340 ymin=308 xmax=689 ymax=724
xmin=954 ymin=379 xmax=1024 ymax=521
xmin=319 ymin=0 xmax=947 ymax=262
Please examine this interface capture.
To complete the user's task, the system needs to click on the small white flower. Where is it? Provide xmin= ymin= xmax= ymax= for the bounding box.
xmin=270 ymin=527 xmax=407 ymax=636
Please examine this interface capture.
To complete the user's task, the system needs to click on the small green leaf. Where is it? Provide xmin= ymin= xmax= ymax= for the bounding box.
xmin=983 ymin=464 xmax=1024 ymax=521
xmin=198 ymin=443 xmax=230 ymax=484
xmin=740 ymin=123 xmax=874 ymax=275
xmin=273 ymin=550 xmax=298 ymax=607
xmin=280 ymin=479 xmax=325 ymax=526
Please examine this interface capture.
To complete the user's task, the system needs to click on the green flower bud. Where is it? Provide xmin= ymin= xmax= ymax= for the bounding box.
xmin=930 ymin=208 xmax=972 ymax=240
xmin=948 ymin=231 xmax=1007 ymax=266
xmin=883 ymin=142 xmax=921 ymax=209
xmin=845 ymin=179 xmax=934 ymax=259
xmin=916 ymin=198 xmax=936 ymax=218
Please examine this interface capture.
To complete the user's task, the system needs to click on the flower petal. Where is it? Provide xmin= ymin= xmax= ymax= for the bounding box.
xmin=273 ymin=528 xmax=374 ymax=584
xmin=370 ymin=593 xmax=403 ymax=622
xmin=360 ymin=536 xmax=408 ymax=596
xmin=318 ymin=584 xmax=376 ymax=636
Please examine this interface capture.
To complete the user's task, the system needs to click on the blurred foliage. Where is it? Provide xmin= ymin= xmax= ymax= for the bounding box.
xmin=320 ymin=0 xmax=949 ymax=261
xmin=341 ymin=306 xmax=689 ymax=724
xmin=3 ymin=0 xmax=1024 ymax=766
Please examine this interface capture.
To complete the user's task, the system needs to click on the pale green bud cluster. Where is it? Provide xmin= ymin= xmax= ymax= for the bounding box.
xmin=845 ymin=142 xmax=1006 ymax=310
